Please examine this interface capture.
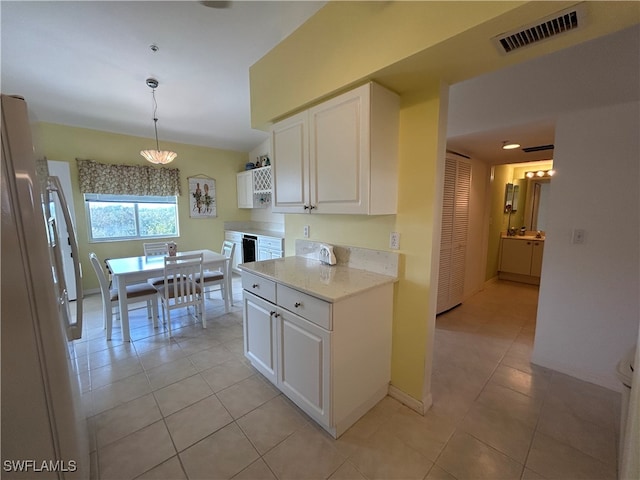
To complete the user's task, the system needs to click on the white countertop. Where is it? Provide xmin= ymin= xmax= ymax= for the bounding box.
xmin=501 ymin=234 xmax=545 ymax=241
xmin=239 ymin=256 xmax=397 ymax=302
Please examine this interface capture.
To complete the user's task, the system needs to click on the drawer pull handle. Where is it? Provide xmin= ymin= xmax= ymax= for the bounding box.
xmin=252 ymin=284 xmax=259 ymax=288
xmin=294 ymin=302 xmax=302 ymax=308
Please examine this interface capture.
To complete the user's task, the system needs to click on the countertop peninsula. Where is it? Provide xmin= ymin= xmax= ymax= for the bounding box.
xmin=239 ymin=256 xmax=397 ymax=303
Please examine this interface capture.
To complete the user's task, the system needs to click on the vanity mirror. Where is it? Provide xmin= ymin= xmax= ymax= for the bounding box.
xmin=524 ymin=177 xmax=550 ymax=231
xmin=504 ymin=183 xmax=520 ymax=212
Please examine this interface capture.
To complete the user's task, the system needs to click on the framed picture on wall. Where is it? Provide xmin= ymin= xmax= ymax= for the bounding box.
xmin=188 ymin=176 xmax=216 ymax=218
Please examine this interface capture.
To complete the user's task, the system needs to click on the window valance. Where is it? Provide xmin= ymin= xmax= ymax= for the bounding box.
xmin=77 ymin=159 xmax=181 ymax=196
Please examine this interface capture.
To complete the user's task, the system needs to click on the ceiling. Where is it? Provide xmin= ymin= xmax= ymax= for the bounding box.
xmin=2 ymin=1 xmax=638 ymax=162
xmin=1 ymin=1 xmax=326 ymax=152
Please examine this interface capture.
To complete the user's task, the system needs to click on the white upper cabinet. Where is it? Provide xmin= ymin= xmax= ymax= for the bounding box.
xmin=271 ymin=112 xmax=309 ymax=212
xmin=237 ymin=166 xmax=272 ymax=209
xmin=271 ymin=82 xmax=399 ymax=215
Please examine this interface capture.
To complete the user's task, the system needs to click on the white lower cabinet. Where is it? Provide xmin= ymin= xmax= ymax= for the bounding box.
xmin=257 ymin=235 xmax=284 ymax=261
xmin=243 ymin=292 xmax=277 ymax=384
xmin=278 ymin=309 xmax=330 ymax=426
xmin=241 ymin=270 xmax=393 ymax=438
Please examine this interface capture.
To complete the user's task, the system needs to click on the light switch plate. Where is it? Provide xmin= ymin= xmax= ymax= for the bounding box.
xmin=572 ymin=228 xmax=585 ymax=244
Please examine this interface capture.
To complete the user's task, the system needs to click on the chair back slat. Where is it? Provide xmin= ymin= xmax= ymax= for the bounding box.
xmin=163 ymin=253 xmax=203 ymax=308
xmin=144 ymin=242 xmax=170 ymax=257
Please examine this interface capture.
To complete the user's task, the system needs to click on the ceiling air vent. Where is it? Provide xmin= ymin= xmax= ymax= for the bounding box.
xmin=522 ymin=144 xmax=554 ymax=153
xmin=493 ymin=4 xmax=586 ymax=54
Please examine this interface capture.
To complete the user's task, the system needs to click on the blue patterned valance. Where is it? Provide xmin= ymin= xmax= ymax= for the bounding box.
xmin=77 ymin=159 xmax=181 ymax=196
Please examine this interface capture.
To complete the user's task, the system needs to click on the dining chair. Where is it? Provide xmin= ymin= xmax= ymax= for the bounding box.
xmin=143 ymin=241 xmax=169 ymax=257
xmin=144 ymin=242 xmax=173 ymax=286
xmin=154 ymin=253 xmax=205 ymax=336
xmin=194 ymin=241 xmax=235 ymax=311
xmin=89 ymin=252 xmax=159 ymax=341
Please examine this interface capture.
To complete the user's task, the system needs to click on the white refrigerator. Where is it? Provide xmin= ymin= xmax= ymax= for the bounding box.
xmin=1 ymin=94 xmax=88 ymax=478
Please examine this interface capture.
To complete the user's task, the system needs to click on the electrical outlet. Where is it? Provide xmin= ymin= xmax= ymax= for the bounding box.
xmin=390 ymin=232 xmax=400 ymax=250
xmin=571 ymin=228 xmax=585 ymax=244
xmin=303 ymin=225 xmax=310 ymax=238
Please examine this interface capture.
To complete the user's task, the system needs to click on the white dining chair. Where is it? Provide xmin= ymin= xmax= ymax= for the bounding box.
xmin=154 ymin=253 xmax=205 ymax=336
xmin=144 ymin=242 xmax=173 ymax=286
xmin=143 ymin=241 xmax=169 ymax=257
xmin=194 ymin=241 xmax=235 ymax=311
xmin=89 ymin=252 xmax=159 ymax=341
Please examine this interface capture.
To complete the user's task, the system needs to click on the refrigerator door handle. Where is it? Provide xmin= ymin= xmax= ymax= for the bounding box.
xmin=47 ymin=175 xmax=83 ymax=340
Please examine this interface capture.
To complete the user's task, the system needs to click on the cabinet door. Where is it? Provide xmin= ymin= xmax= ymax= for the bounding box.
xmin=236 ymin=171 xmax=253 ymax=209
xmin=309 ymin=85 xmax=369 ymax=214
xmin=243 ymin=292 xmax=277 ymax=384
xmin=272 ymin=111 xmax=309 ymax=213
xmin=277 ymin=308 xmax=331 ymax=427
xmin=257 ymin=247 xmax=270 ymax=261
xmin=500 ymin=239 xmax=533 ymax=275
xmin=530 ymin=241 xmax=544 ymax=277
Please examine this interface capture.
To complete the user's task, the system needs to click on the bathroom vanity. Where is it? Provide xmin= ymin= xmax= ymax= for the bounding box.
xmin=498 ymin=234 xmax=545 ymax=285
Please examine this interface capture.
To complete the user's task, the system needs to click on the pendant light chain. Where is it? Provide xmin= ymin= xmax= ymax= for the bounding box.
xmin=151 ymin=87 xmax=160 ymax=152
xmin=140 ymin=77 xmax=177 ymax=164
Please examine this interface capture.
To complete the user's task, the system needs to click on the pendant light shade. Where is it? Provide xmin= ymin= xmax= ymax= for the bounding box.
xmin=141 ymin=78 xmax=177 ymax=165
xmin=140 ymin=149 xmax=177 ymax=165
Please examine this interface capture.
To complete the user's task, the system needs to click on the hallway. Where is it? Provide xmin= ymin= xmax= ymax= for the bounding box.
xmin=430 ymin=279 xmax=621 ymax=478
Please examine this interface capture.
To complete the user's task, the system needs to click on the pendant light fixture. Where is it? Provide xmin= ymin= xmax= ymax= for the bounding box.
xmin=140 ymin=77 xmax=177 ymax=165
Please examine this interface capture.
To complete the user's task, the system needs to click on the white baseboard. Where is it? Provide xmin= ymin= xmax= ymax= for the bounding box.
xmin=388 ymin=384 xmax=430 ymax=415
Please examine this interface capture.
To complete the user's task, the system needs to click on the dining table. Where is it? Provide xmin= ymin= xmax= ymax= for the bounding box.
xmin=106 ymin=249 xmax=231 ymax=341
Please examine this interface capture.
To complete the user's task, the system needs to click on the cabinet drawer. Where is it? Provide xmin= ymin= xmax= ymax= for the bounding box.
xmin=277 ymin=284 xmax=332 ymax=330
xmin=242 ymin=272 xmax=276 ymax=303
xmin=258 ymin=236 xmax=283 ymax=251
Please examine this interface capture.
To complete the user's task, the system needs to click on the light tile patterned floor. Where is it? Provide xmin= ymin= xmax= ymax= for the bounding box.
xmin=77 ymin=277 xmax=621 ymax=479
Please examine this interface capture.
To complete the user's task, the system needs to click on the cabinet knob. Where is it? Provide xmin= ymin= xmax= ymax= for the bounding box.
xmin=527 ymin=242 xmax=531 ymax=245
xmin=294 ymin=302 xmax=302 ymax=308
xmin=252 ymin=284 xmax=259 ymax=288
xmin=309 ymin=205 xmax=316 ymax=210
xmin=269 ymin=311 xmax=276 ymax=316
xmin=274 ymin=313 xmax=280 ymax=318
xmin=303 ymin=205 xmax=310 ymax=210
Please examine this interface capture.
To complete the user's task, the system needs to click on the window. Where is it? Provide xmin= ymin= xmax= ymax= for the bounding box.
xmin=85 ymin=194 xmax=178 ymax=242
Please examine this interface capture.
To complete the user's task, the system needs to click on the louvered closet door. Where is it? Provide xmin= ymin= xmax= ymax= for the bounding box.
xmin=437 ymin=157 xmax=471 ymax=314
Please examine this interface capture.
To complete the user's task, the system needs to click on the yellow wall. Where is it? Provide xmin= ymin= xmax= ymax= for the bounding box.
xmin=250 ymin=1 xmax=525 ymax=126
xmin=34 ymin=122 xmax=250 ymax=292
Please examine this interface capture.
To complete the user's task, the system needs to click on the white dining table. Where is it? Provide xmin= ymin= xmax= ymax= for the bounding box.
xmin=106 ymin=249 xmax=231 ymax=342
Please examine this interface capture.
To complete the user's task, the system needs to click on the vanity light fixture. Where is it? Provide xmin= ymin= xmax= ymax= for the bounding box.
xmin=526 ymin=169 xmax=555 ymax=178
xmin=140 ymin=78 xmax=177 ymax=165
xmin=502 ymin=141 xmax=521 ymax=150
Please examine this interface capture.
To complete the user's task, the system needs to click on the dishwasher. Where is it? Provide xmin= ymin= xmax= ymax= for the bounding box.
xmin=242 ymin=235 xmax=258 ymax=263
